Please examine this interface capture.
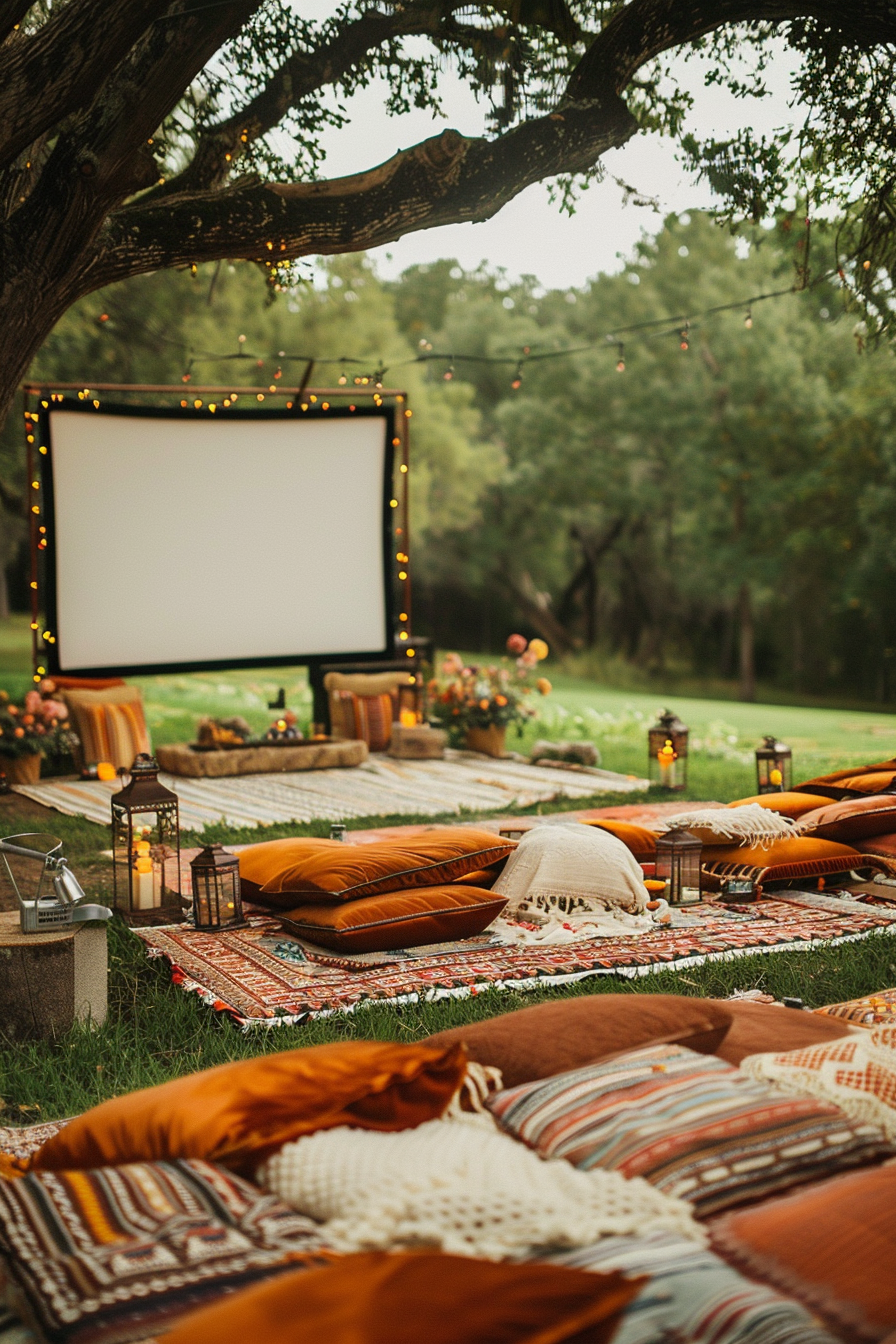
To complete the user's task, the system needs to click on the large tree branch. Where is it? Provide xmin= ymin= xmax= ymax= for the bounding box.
xmin=0 ymin=0 xmax=176 ymax=171
xmin=80 ymin=95 xmax=637 ymax=292
xmin=151 ymin=2 xmax=454 ymax=200
xmin=566 ymin=0 xmax=896 ymax=100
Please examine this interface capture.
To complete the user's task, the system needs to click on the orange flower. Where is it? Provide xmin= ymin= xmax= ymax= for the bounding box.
xmin=495 ymin=694 xmax=508 ymax=706
xmin=13 ymin=726 xmax=25 ymax=738
xmin=22 ymin=713 xmax=35 ymax=726
xmin=528 ymin=638 xmax=549 ymax=661
xmin=479 ymin=698 xmax=490 ymax=710
xmin=536 ymin=677 xmax=552 ymax=695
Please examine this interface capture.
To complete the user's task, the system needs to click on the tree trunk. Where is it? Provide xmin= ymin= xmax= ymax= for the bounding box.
xmin=738 ymin=581 xmax=756 ymax=702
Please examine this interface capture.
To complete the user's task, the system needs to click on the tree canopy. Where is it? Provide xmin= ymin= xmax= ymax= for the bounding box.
xmin=3 ymin=0 xmax=896 ymax=429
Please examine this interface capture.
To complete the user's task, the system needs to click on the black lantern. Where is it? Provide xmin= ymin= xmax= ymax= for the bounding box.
xmin=655 ymin=828 xmax=702 ymax=906
xmin=190 ymin=844 xmax=245 ymax=930
xmin=755 ymin=735 xmax=792 ymax=794
xmin=648 ymin=710 xmax=689 ymax=791
xmin=397 ymin=671 xmax=425 ymax=728
xmin=111 ymin=754 xmax=180 ymax=912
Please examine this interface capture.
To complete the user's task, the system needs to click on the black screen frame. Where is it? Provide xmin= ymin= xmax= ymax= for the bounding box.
xmin=40 ymin=399 xmax=397 ymax=678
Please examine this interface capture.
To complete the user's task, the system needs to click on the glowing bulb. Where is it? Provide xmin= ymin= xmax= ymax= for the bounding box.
xmin=744 ymin=310 xmax=753 ymax=329
xmin=400 ymin=464 xmax=408 ymax=472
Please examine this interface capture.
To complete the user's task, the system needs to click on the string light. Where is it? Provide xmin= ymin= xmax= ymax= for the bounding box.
xmin=510 ymin=361 xmax=523 ymax=391
xmin=443 ymin=362 xmax=454 ymax=381
xmin=616 ymin=343 xmax=625 ymax=372
xmin=679 ymin=326 xmax=690 ymax=351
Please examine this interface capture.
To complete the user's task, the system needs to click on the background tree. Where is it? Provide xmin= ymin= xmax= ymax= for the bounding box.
xmin=4 ymin=0 xmax=896 ymax=437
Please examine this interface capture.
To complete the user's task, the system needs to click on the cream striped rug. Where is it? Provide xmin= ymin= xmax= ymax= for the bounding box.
xmin=13 ymin=751 xmax=648 ymax=832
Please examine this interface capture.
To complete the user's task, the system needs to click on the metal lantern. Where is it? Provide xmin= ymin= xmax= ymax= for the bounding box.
xmin=755 ymin=735 xmax=792 ymax=794
xmin=397 ymin=672 xmax=425 ymax=728
xmin=648 ymin=709 xmax=689 ymax=791
xmin=190 ymin=844 xmax=245 ymax=930
xmin=111 ymin=754 xmax=181 ymax=912
xmin=655 ymin=827 xmax=702 ymax=906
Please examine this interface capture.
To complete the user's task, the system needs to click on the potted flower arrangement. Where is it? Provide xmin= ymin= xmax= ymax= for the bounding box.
xmin=0 ymin=686 xmax=72 ymax=785
xmin=429 ymin=635 xmax=552 ymax=757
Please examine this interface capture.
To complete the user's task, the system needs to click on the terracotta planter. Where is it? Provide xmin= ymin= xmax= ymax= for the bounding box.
xmin=464 ymin=724 xmax=507 ymax=758
xmin=1 ymin=752 xmax=41 ymax=785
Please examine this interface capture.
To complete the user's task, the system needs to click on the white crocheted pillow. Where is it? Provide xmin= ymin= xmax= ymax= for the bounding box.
xmin=259 ymin=1113 xmax=701 ymax=1260
xmin=655 ymin=804 xmax=795 ymax=847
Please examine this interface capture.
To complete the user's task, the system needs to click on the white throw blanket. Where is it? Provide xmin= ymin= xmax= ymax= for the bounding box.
xmin=491 ymin=823 xmax=653 ymax=943
xmin=655 ymin=804 xmax=795 ymax=847
xmin=259 ymin=1112 xmax=702 ymax=1259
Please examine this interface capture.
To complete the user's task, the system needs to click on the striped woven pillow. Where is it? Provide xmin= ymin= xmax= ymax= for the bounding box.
xmin=62 ymin=685 xmax=150 ymax=769
xmin=330 ymin=690 xmax=395 ymax=752
xmin=488 ymin=1043 xmax=892 ymax=1217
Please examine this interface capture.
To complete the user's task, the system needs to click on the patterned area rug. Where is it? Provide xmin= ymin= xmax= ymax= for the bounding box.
xmin=12 ymin=752 xmax=649 ymax=831
xmin=0 ymin=1118 xmax=69 ymax=1161
xmin=133 ymin=896 xmax=896 ymax=1028
xmin=815 ymin=988 xmax=896 ymax=1027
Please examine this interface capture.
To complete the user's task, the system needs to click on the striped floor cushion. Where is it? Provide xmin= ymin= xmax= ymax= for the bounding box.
xmin=544 ymin=1232 xmax=840 ymax=1344
xmin=488 ymin=1043 xmax=892 ymax=1217
xmin=0 ymin=1159 xmax=327 ymax=1344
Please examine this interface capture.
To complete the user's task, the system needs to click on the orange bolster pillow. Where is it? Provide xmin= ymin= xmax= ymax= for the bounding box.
xmin=27 ymin=1040 xmax=467 ymax=1177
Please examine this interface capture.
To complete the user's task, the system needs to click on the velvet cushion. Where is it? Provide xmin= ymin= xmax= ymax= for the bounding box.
xmin=239 ymin=828 xmax=517 ymax=907
xmin=796 ymin=796 xmax=896 ymax=843
xmin=61 ymin=684 xmax=150 ymax=769
xmin=580 ymin=818 xmax=658 ymax=859
xmin=0 ymin=1158 xmax=326 ymax=1344
xmin=711 ymin=1164 xmax=896 ymax=1341
xmin=164 ymin=1250 xmax=642 ymax=1344
xmin=710 ymin=999 xmax=856 ymax=1066
xmin=488 ymin=1043 xmax=892 ymax=1218
xmin=424 ymin=994 xmax=734 ymax=1088
xmin=725 ymin=792 xmax=832 ymax=818
xmin=855 ymin=831 xmax=896 ymax=862
xmin=330 ymin=689 xmax=395 ymax=752
xmin=280 ymin=886 xmax=507 ymax=953
xmin=793 ymin=759 xmax=896 ymax=801
xmin=26 ymin=1041 xmax=466 ymax=1177
xmin=700 ymin=834 xmax=886 ymax=885
xmin=452 ymin=864 xmax=504 ymax=887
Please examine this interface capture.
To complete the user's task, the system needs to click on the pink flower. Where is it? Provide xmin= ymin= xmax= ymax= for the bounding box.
xmin=519 ymin=648 xmax=539 ymax=668
xmin=41 ymin=700 xmax=67 ymax=721
xmin=506 ymin=633 xmax=527 ymax=655
xmin=441 ymin=653 xmax=463 ymax=676
xmin=24 ymin=691 xmax=41 ymax=713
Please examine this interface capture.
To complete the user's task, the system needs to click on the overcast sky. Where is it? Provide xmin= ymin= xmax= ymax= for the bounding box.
xmin=311 ymin=43 xmax=800 ymax=288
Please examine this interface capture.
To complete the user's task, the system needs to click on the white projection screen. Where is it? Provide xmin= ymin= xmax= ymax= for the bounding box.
xmin=44 ymin=406 xmax=394 ymax=674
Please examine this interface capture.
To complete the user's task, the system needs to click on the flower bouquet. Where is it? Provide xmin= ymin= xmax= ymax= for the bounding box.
xmin=0 ymin=685 xmax=75 ymax=783
xmin=429 ymin=635 xmax=551 ymax=756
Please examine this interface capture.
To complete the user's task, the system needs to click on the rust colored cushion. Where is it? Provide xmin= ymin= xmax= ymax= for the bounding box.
xmin=164 ymin=1250 xmax=642 ymax=1344
xmin=453 ymin=864 xmax=505 ymax=887
xmin=726 ymin=792 xmax=831 ymax=819
xmin=700 ymin=834 xmax=887 ymax=885
xmin=708 ymin=998 xmax=856 ymax=1066
xmin=580 ymin=818 xmax=658 ymax=859
xmin=27 ymin=1041 xmax=466 ymax=1178
xmin=794 ymin=759 xmax=896 ymax=800
xmin=425 ymin=994 xmax=734 ymax=1088
xmin=711 ymin=1164 xmax=896 ymax=1341
xmin=281 ymin=886 xmax=507 ymax=953
xmin=239 ymin=828 xmax=517 ymax=908
xmin=797 ymin=795 xmax=896 ymax=843
xmin=855 ymin=831 xmax=896 ymax=863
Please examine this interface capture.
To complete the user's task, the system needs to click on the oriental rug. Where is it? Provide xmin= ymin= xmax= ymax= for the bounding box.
xmin=13 ymin=752 xmax=648 ymax=831
xmin=133 ymin=896 xmax=896 ymax=1029
xmin=815 ymin=988 xmax=896 ymax=1028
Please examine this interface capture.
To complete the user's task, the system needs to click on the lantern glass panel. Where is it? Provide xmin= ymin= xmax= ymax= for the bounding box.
xmin=648 ymin=711 xmax=689 ymax=791
xmin=655 ymin=828 xmax=702 ymax=905
xmin=755 ymin=736 xmax=792 ymax=794
xmin=110 ymin=754 xmax=180 ymax=913
xmin=398 ymin=676 xmax=424 ymax=728
xmin=190 ymin=844 xmax=245 ymax=930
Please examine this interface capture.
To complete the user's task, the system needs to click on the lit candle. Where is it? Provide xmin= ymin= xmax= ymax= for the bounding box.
xmin=134 ymin=856 xmax=155 ymax=909
xmin=657 ymin=739 xmax=677 ymax=788
xmin=400 ymin=708 xmax=417 ymax=728
xmin=769 ymin=767 xmax=783 ymax=788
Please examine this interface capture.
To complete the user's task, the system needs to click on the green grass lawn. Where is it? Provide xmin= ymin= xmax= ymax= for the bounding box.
xmin=2 ymin=614 xmax=896 ymax=1122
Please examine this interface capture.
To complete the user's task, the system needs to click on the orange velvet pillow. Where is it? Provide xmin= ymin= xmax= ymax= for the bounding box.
xmin=855 ymin=831 xmax=896 ymax=864
xmin=793 ymin=758 xmax=896 ymax=800
xmin=239 ymin=828 xmax=517 ymax=907
xmin=26 ymin=1041 xmax=466 ymax=1177
xmin=164 ymin=1250 xmax=642 ymax=1344
xmin=797 ymin=795 xmax=896 ymax=843
xmin=712 ymin=1164 xmax=896 ymax=1341
xmin=700 ymin=834 xmax=886 ymax=884
xmin=726 ymin=792 xmax=831 ymax=819
xmin=281 ymin=886 xmax=507 ymax=953
xmin=580 ymin=818 xmax=658 ymax=859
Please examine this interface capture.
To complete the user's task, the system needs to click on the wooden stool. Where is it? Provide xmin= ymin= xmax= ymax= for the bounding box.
xmin=0 ymin=911 xmax=107 ymax=1040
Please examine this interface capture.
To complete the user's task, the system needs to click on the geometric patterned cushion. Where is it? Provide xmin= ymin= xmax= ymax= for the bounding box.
xmin=545 ymin=1232 xmax=841 ymax=1344
xmin=487 ymin=1044 xmax=893 ymax=1218
xmin=0 ymin=1159 xmax=327 ymax=1344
